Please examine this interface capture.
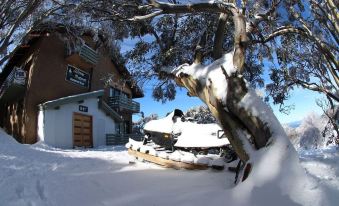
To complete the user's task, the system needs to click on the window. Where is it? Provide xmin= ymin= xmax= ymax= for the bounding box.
xmin=109 ymin=87 xmax=119 ymax=97
xmin=109 ymin=87 xmax=129 ymax=98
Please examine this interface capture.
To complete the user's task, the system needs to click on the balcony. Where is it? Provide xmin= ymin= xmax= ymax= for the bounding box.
xmin=106 ymin=96 xmax=140 ymax=113
xmin=0 ymin=67 xmax=26 ymax=102
xmin=66 ymin=43 xmax=99 ymax=68
xmin=79 ymin=44 xmax=99 ymax=65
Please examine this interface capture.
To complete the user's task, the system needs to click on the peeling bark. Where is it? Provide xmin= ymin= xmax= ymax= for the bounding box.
xmin=232 ymin=12 xmax=248 ymax=73
xmin=174 ymin=65 xmax=274 ymax=165
xmin=172 ymin=10 xmax=274 ymax=168
xmin=213 ymin=13 xmax=228 ymax=59
xmin=224 ymin=73 xmax=271 ymax=149
xmin=123 ymin=0 xmax=292 ymax=181
xmin=174 ymin=72 xmax=250 ymax=162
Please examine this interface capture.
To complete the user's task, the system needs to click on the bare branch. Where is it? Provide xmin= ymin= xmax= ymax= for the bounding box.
xmin=254 ymin=26 xmax=305 ymax=43
xmin=213 ymin=13 xmax=228 ymax=59
xmin=128 ymin=10 xmax=163 ymax=21
xmin=295 ymin=79 xmax=339 ymax=102
xmin=0 ymin=0 xmax=43 ymax=54
xmin=247 ymin=0 xmax=282 ymax=33
xmin=194 ymin=30 xmax=207 ymax=64
xmin=126 ymin=1 xmax=236 ymax=21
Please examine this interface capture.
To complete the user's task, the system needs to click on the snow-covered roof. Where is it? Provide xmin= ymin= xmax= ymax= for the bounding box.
xmin=143 ymin=111 xmax=229 ymax=148
xmin=143 ymin=111 xmax=175 ymax=134
xmin=39 ymin=90 xmax=124 ymax=122
xmin=39 ymin=90 xmax=104 ymax=110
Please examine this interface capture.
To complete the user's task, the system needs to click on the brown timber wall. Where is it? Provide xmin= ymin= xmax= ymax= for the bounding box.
xmin=1 ymin=33 xmax=134 ymax=144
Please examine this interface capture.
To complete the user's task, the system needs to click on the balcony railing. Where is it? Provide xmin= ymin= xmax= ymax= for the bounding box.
xmin=66 ymin=42 xmax=99 ymax=66
xmin=0 ymin=67 xmax=26 ymax=101
xmin=106 ymin=133 xmax=144 ymax=145
xmin=107 ymin=96 xmax=140 ymax=113
xmin=79 ymin=44 xmax=99 ymax=65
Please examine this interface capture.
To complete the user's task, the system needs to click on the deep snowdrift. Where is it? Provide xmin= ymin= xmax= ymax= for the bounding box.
xmin=171 ymin=51 xmax=329 ymax=205
xmin=0 ymin=129 xmax=338 ymax=206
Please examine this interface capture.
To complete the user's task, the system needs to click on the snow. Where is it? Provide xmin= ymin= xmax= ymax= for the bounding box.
xmin=174 ymin=121 xmax=229 ymax=148
xmin=210 ymin=157 xmax=225 ymax=167
xmin=195 ymin=156 xmax=210 ymax=165
xmin=143 ymin=111 xmax=174 ymax=133
xmin=0 ymin=50 xmax=330 ymax=205
xmin=238 ymin=88 xmax=288 ymax=143
xmin=158 ymin=151 xmax=169 ymax=159
xmin=284 ymin=112 xmax=335 ymax=150
xmin=0 ymin=129 xmax=339 ymax=205
xmin=168 ymin=151 xmax=182 ymax=161
xmin=149 ymin=149 xmax=158 ymax=156
xmin=174 ymin=52 xmax=235 ymax=102
xmin=180 ymin=153 xmax=195 ymax=163
xmin=41 ymin=90 xmax=103 ymax=107
xmin=144 ymin=111 xmax=229 ymax=148
xmin=160 ymin=50 xmax=339 ymax=205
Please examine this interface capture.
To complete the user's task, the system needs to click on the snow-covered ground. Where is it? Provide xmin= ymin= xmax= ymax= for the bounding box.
xmin=0 ymin=129 xmax=338 ymax=206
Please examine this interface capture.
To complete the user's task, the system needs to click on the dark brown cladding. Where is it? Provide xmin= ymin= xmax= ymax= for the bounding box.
xmin=0 ymin=27 xmax=142 ymax=144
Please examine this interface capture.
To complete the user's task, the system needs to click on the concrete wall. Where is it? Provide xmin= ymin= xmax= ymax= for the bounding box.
xmin=38 ymin=97 xmax=116 ymax=149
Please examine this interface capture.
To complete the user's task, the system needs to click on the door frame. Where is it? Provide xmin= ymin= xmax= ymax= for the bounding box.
xmin=72 ymin=112 xmax=93 ymax=148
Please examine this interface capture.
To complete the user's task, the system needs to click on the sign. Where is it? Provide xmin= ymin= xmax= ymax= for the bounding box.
xmin=79 ymin=105 xmax=88 ymax=112
xmin=65 ymin=65 xmax=90 ymax=88
xmin=13 ymin=67 xmax=27 ymax=85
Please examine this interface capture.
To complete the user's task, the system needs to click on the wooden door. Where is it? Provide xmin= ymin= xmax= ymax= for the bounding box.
xmin=73 ymin=113 xmax=93 ymax=148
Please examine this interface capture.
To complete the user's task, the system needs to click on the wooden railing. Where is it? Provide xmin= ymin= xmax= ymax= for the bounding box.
xmin=107 ymin=96 xmax=140 ymax=113
xmin=79 ymin=44 xmax=99 ymax=65
xmin=66 ymin=42 xmax=99 ymax=65
xmin=106 ymin=133 xmax=144 ymax=145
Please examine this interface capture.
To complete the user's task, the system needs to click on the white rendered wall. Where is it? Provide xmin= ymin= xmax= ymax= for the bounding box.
xmin=37 ymin=110 xmax=44 ymax=142
xmin=41 ymin=98 xmax=116 ymax=148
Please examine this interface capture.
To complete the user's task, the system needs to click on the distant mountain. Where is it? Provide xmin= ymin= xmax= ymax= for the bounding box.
xmin=288 ymin=120 xmax=301 ymax=128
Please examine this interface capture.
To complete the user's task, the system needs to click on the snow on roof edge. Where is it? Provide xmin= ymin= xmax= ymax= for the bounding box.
xmin=39 ymin=90 xmax=104 ymax=110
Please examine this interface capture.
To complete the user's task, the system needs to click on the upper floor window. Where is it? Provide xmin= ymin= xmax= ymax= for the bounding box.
xmin=109 ymin=87 xmax=128 ymax=98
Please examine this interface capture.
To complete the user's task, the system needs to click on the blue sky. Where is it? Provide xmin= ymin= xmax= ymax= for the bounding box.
xmin=123 ymin=35 xmax=324 ymax=124
xmin=270 ymin=88 xmax=323 ymax=123
xmin=133 ymin=85 xmax=323 ymax=124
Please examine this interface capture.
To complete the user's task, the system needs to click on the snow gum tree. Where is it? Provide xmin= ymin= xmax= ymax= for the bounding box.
xmin=84 ymin=0 xmax=306 ymax=182
xmin=2 ymin=0 xmax=332 ymax=185
xmin=265 ymin=0 xmax=339 ymax=141
xmin=184 ymin=106 xmax=216 ymax=124
xmin=0 ymin=0 xmax=77 ymax=68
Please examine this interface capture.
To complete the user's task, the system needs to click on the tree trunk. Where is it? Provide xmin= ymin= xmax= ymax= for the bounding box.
xmin=174 ymin=55 xmax=289 ymax=181
xmin=172 ymin=11 xmax=290 ymax=182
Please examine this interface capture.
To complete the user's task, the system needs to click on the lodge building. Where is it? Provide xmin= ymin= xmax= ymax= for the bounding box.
xmin=0 ymin=23 xmax=143 ymax=148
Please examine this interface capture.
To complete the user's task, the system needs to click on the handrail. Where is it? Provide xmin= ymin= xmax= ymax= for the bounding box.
xmin=79 ymin=44 xmax=99 ymax=64
xmin=66 ymin=41 xmax=99 ymax=65
xmin=106 ymin=133 xmax=144 ymax=145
